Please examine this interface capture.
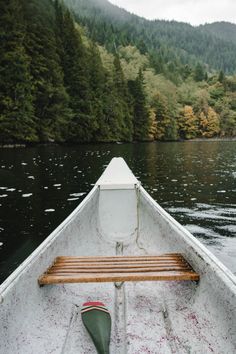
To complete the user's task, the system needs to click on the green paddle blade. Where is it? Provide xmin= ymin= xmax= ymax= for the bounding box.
xmin=81 ymin=302 xmax=111 ymax=354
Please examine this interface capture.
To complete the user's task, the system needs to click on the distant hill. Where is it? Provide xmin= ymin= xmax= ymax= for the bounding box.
xmin=65 ymin=0 xmax=236 ymax=74
xmin=64 ymin=0 xmax=133 ymax=22
xmin=200 ymin=22 xmax=236 ymax=46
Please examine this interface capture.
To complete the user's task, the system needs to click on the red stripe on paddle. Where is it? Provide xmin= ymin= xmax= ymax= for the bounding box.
xmin=83 ymin=301 xmax=105 ymax=307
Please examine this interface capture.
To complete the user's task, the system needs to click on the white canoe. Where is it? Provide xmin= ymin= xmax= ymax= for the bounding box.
xmin=0 ymin=158 xmax=235 ymax=353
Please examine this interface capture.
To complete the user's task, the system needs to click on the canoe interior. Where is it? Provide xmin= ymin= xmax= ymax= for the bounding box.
xmin=0 ymin=158 xmax=235 ymax=354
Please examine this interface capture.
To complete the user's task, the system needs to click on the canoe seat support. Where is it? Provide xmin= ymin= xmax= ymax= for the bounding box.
xmin=38 ymin=253 xmax=199 ymax=285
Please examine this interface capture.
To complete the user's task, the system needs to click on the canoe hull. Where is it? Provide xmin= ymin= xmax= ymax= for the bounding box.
xmin=0 ymin=158 xmax=235 ymax=353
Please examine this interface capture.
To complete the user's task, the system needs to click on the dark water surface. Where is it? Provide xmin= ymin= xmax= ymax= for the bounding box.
xmin=0 ymin=141 xmax=235 ymax=283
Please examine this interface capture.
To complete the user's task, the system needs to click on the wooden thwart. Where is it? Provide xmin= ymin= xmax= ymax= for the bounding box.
xmin=38 ymin=253 xmax=199 ymax=285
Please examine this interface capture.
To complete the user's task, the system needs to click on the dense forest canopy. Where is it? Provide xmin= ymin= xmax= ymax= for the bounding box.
xmin=65 ymin=0 xmax=236 ymax=74
xmin=200 ymin=22 xmax=236 ymax=46
xmin=0 ymin=0 xmax=236 ymax=144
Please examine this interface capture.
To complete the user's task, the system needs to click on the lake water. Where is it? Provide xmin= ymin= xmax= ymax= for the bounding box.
xmin=0 ymin=141 xmax=235 ymax=284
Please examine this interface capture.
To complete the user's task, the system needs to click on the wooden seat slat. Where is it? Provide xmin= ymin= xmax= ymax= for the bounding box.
xmin=53 ymin=262 xmax=187 ymax=269
xmin=55 ymin=260 xmax=185 ymax=266
xmin=48 ymin=266 xmax=191 ymax=274
xmin=39 ymin=254 xmax=199 ymax=285
xmin=56 ymin=254 xmax=183 ymax=263
xmin=39 ymin=271 xmax=199 ymax=284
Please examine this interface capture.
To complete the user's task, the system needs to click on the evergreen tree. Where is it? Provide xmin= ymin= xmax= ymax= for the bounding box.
xmin=0 ymin=0 xmax=36 ymax=143
xmin=151 ymin=91 xmax=178 ymax=141
xmin=128 ymin=70 xmax=150 ymax=141
xmin=194 ymin=63 xmax=205 ymax=82
xmin=22 ymin=0 xmax=71 ymax=142
xmin=218 ymin=70 xmax=225 ymax=84
xmin=182 ymin=64 xmax=192 ymax=80
xmin=152 ymin=92 xmax=170 ymax=140
xmin=112 ymin=55 xmax=133 ymax=141
xmin=113 ymin=55 xmax=126 ymax=95
xmin=57 ymin=9 xmax=97 ymax=141
xmin=88 ymin=42 xmax=108 ymax=141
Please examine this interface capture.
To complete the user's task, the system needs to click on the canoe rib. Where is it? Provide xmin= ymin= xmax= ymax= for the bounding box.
xmin=38 ymin=254 xmax=199 ymax=285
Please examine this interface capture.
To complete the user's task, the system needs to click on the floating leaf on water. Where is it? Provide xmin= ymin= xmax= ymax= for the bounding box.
xmin=70 ymin=192 xmax=86 ymax=197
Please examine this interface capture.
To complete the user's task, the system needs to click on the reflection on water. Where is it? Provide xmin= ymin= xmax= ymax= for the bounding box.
xmin=0 ymin=141 xmax=235 ymax=283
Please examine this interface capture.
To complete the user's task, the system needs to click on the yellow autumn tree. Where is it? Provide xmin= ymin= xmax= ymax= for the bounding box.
xmin=199 ymin=107 xmax=220 ymax=138
xmin=199 ymin=111 xmax=208 ymax=136
xmin=206 ymin=107 xmax=220 ymax=137
xmin=179 ymin=105 xmax=198 ymax=139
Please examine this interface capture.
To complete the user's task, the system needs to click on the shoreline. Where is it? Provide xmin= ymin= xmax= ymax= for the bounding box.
xmin=0 ymin=137 xmax=236 ymax=148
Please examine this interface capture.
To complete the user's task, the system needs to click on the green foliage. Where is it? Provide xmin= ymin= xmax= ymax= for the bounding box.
xmin=65 ymin=0 xmax=236 ymax=74
xmin=56 ymin=8 xmax=97 ymax=141
xmin=226 ymin=76 xmax=236 ymax=92
xmin=218 ymin=70 xmax=225 ymax=84
xmin=215 ymin=98 xmax=236 ymax=137
xmin=194 ymin=63 xmax=205 ymax=82
xmin=0 ymin=0 xmax=37 ymax=143
xmin=220 ymin=110 xmax=236 ymax=137
xmin=201 ymin=22 xmax=236 ymax=46
xmin=112 ymin=55 xmax=133 ymax=141
xmin=152 ymin=93 xmax=172 ymax=140
xmin=22 ymin=0 xmax=72 ymax=142
xmin=128 ymin=71 xmax=150 ymax=141
xmin=209 ymin=83 xmax=225 ymax=100
xmin=119 ymin=46 xmax=149 ymax=80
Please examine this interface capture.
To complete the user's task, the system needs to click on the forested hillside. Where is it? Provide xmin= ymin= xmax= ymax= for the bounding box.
xmin=0 ymin=0 xmax=236 ymax=144
xmin=65 ymin=0 xmax=236 ymax=74
xmin=201 ymin=22 xmax=236 ymax=46
xmin=0 ymin=0 xmax=135 ymax=143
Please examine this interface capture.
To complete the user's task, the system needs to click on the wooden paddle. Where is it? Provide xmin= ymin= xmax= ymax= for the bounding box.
xmin=81 ymin=301 xmax=111 ymax=354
